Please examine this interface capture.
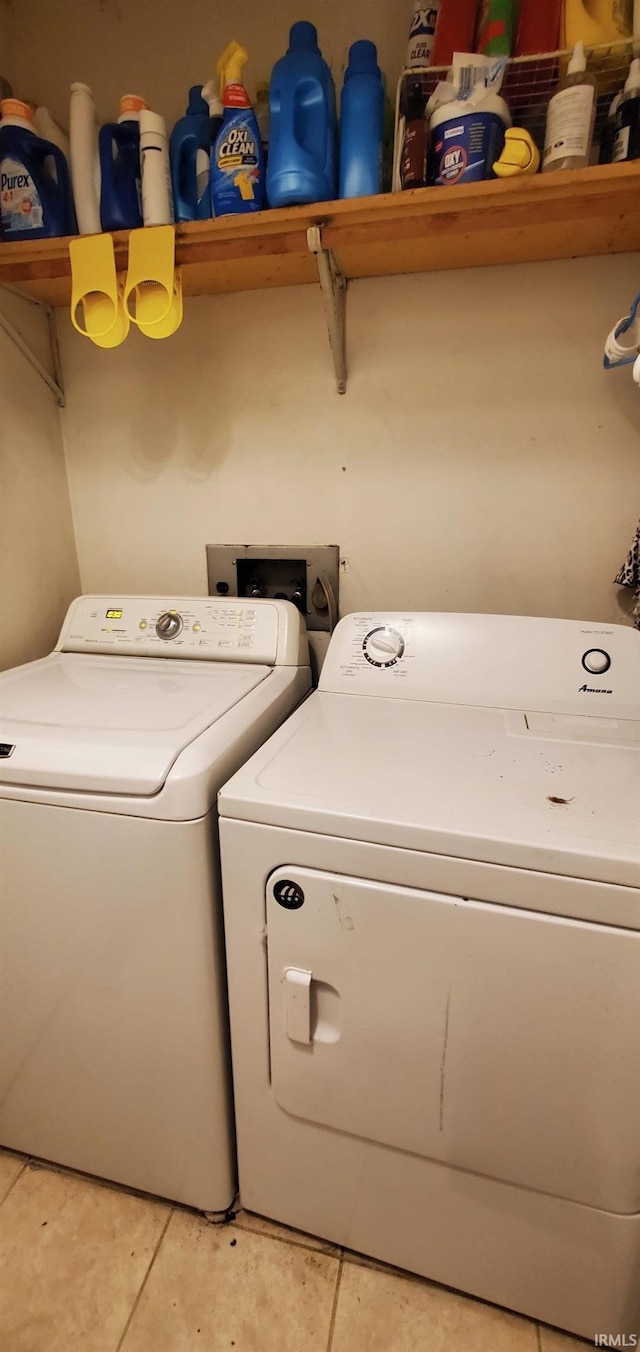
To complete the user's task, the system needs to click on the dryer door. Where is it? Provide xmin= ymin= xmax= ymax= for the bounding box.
xmin=266 ymin=866 xmax=640 ymax=1213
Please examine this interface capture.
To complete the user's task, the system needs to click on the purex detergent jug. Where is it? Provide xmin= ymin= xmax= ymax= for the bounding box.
xmin=99 ymin=94 xmax=147 ymax=232
xmin=0 ymin=98 xmax=76 ymax=239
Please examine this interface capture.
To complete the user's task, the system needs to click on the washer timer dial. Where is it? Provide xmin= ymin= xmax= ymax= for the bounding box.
xmin=363 ymin=626 xmax=405 ymax=668
xmin=155 ymin=610 xmax=183 ymax=640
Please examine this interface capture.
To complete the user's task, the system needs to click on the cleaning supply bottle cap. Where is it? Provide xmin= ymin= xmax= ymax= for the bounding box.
xmin=187 ymin=85 xmax=209 ymax=116
xmin=201 ymin=79 xmax=223 ymax=118
xmin=216 ymin=41 xmax=248 ymax=97
xmin=404 ymin=79 xmax=426 ymax=120
xmin=346 ymin=40 xmax=380 ymax=77
xmin=1 ymin=97 xmax=34 ymax=122
xmin=71 ymin=82 xmax=93 ymax=97
xmin=345 ymin=40 xmax=380 ymax=79
xmin=624 ymin=56 xmax=640 ymax=90
xmin=289 ymin=21 xmax=319 ymax=53
xmin=119 ymin=94 xmax=148 ymax=118
xmin=568 ymin=41 xmax=587 ymax=74
xmin=139 ymin=109 xmax=167 ymax=142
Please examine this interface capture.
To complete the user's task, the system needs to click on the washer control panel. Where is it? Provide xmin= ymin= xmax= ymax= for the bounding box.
xmin=319 ymin=612 xmax=640 ymax=720
xmin=57 ymin=596 xmax=293 ymax=664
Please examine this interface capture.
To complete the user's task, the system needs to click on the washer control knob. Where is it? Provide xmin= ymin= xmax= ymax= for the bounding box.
xmin=363 ymin=626 xmax=405 ymax=668
xmin=582 ymin=648 xmax=611 ymax=675
xmin=155 ymin=610 xmax=183 ymax=640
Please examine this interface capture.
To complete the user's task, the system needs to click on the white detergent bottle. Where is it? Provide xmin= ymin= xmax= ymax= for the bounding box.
xmin=33 ymin=107 xmax=70 ymax=161
xmin=69 ymin=82 xmax=101 ymax=234
xmin=140 ymin=109 xmax=174 ymax=225
xmin=543 ymin=41 xmax=596 ymax=172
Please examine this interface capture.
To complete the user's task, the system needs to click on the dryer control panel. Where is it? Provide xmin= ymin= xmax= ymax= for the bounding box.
xmin=57 ymin=596 xmax=308 ymax=666
xmin=319 ymin=612 xmax=640 ymax=721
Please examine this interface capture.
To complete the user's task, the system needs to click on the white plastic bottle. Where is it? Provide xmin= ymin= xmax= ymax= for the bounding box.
xmin=407 ymin=1 xmax=442 ymax=68
xmin=139 ymin=109 xmax=174 ymax=225
xmin=542 ymin=41 xmax=596 ymax=172
xmin=33 ymin=107 xmax=70 ymax=161
xmin=201 ymin=80 xmax=224 ymax=216
xmin=69 ymin=82 xmax=101 ymax=234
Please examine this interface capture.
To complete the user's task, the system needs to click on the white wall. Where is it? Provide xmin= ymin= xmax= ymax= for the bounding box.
xmin=0 ymin=13 xmax=80 ymax=672
xmin=0 ymin=0 xmax=14 ymax=90
xmin=58 ymin=254 xmax=640 ymax=624
xmin=6 ymin=0 xmax=404 ymax=130
xmin=5 ymin=1 xmax=640 ymax=631
xmin=0 ymin=297 xmax=80 ymax=670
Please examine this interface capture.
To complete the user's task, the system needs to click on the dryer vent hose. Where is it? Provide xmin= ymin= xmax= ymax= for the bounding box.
xmin=311 ymin=573 xmax=338 ymax=632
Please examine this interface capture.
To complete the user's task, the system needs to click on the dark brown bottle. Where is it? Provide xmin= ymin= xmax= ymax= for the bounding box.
xmin=401 ymin=79 xmax=428 ymax=189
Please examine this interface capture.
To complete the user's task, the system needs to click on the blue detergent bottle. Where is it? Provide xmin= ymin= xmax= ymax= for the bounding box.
xmin=267 ymin=22 xmax=337 ymax=208
xmin=99 ymin=94 xmax=147 ymax=231
xmin=0 ymin=97 xmax=76 ymax=240
xmin=339 ymin=41 xmax=384 ymax=199
xmin=170 ymin=85 xmax=212 ymax=222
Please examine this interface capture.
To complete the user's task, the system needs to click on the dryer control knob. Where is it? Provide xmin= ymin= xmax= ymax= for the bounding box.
xmin=156 ymin=610 xmax=183 ymax=640
xmin=582 ymin=648 xmax=611 ymax=675
xmin=363 ymin=626 xmax=405 ymax=668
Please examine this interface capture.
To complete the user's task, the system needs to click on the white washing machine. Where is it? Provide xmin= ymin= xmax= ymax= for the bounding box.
xmin=0 ymin=594 xmax=310 ymax=1211
xmin=219 ymin=612 xmax=640 ymax=1342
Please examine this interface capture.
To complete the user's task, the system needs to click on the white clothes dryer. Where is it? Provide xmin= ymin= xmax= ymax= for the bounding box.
xmin=0 ymin=595 xmax=310 ymax=1211
xmin=219 ymin=612 xmax=640 ymax=1341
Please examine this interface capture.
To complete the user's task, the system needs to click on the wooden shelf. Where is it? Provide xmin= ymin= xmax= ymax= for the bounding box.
xmin=2 ymin=162 xmax=640 ymax=308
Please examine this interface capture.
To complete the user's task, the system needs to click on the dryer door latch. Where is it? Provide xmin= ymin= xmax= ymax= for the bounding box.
xmin=283 ymin=967 xmax=312 ymax=1045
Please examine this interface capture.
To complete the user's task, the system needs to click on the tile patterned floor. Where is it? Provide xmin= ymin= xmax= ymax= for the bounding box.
xmin=0 ymin=1150 xmax=591 ymax=1351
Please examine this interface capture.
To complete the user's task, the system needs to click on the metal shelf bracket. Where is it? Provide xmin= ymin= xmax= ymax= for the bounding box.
xmin=0 ymin=285 xmax=65 ymax=407
xmin=307 ymin=225 xmax=347 ymax=394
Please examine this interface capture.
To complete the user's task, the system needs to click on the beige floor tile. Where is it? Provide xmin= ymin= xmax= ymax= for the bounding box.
xmin=539 ymin=1327 xmax=595 ymax=1349
xmin=331 ymin=1261 xmax=539 ymax=1352
xmin=121 ymin=1207 xmax=339 ymax=1352
xmin=232 ymin=1206 xmax=340 ymax=1255
xmin=0 ymin=1162 xmax=169 ymax=1352
xmin=0 ymin=1148 xmax=27 ymax=1202
xmin=343 ymin=1245 xmax=411 ymax=1277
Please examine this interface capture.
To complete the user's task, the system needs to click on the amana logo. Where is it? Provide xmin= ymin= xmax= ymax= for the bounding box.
xmin=273 ymin=879 xmax=305 ymax=910
xmin=578 ymin=684 xmax=613 ymax=694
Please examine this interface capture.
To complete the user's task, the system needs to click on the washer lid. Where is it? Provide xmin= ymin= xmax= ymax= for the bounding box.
xmin=0 ymin=653 xmax=271 ymax=795
xmin=218 ymin=692 xmax=640 ymax=889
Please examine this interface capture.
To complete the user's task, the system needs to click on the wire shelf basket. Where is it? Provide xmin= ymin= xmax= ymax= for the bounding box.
xmin=397 ymin=41 xmax=634 ymax=153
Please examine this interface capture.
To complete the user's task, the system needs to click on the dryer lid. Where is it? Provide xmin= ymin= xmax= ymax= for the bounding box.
xmin=0 ymin=653 xmax=271 ymax=795
xmin=218 ymin=692 xmax=640 ymax=889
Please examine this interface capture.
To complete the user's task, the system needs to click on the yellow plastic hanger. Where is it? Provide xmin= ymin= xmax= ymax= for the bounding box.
xmin=69 ymin=234 xmax=130 ymax=348
xmin=123 ymin=225 xmax=183 ymax=339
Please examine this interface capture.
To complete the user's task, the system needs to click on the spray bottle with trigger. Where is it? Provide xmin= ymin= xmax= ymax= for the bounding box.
xmin=211 ymin=42 xmax=265 ymax=215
